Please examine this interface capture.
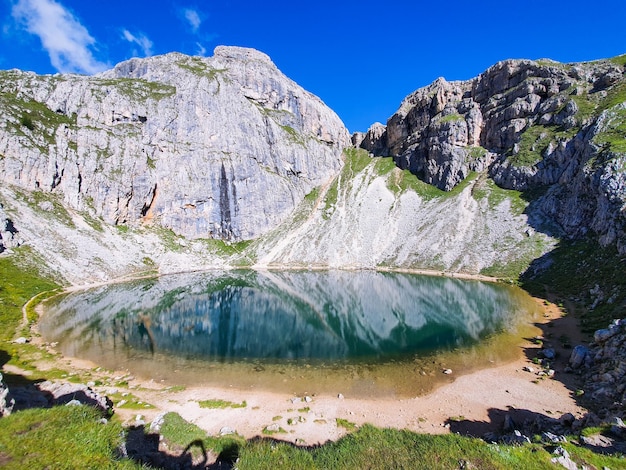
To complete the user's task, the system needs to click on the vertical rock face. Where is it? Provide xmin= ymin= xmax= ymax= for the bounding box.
xmin=0 ymin=46 xmax=350 ymax=240
xmin=360 ymin=56 xmax=626 ymax=253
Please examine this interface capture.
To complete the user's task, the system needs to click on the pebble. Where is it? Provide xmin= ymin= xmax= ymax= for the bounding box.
xmin=337 ymin=393 xmax=344 ymax=400
xmin=443 ymin=369 xmax=452 ymax=375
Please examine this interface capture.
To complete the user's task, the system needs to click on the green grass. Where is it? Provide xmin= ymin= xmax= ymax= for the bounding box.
xmin=0 ymin=248 xmax=59 ymax=341
xmin=521 ymin=238 xmax=626 ymax=332
xmin=335 ymin=418 xmax=357 ymax=431
xmin=234 ymin=424 xmax=624 ymax=470
xmin=109 ymin=392 xmax=155 ymax=410
xmin=471 ymin=178 xmax=527 ymax=215
xmin=343 ymin=147 xmax=372 ymax=174
xmin=0 ymin=405 xmax=141 ymax=469
xmin=198 ymin=399 xmax=247 ymax=409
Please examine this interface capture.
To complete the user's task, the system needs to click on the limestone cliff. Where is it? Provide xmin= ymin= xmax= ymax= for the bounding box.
xmin=359 ymin=56 xmax=626 ymax=253
xmin=0 ymin=46 xmax=349 ymax=242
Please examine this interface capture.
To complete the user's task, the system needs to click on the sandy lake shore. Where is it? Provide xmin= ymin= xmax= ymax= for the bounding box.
xmin=25 ymin=294 xmax=588 ymax=446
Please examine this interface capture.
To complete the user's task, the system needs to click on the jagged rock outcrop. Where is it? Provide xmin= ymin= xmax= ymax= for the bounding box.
xmin=0 ymin=46 xmax=350 ymax=241
xmin=359 ymin=56 xmax=626 ymax=252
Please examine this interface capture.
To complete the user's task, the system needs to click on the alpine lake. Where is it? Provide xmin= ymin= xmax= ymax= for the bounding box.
xmin=39 ymin=270 xmax=543 ymax=398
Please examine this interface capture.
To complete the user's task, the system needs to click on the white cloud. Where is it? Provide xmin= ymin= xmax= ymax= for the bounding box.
xmin=183 ymin=8 xmax=202 ymax=33
xmin=196 ymin=42 xmax=207 ymax=56
xmin=121 ymin=29 xmax=153 ymax=57
xmin=11 ymin=0 xmax=107 ymax=74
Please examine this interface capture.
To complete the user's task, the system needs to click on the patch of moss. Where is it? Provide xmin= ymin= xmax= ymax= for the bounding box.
xmin=438 ymin=113 xmax=464 ymax=124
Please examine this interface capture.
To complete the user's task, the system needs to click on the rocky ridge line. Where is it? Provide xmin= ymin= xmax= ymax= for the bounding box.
xmin=355 ymin=56 xmax=626 ymax=253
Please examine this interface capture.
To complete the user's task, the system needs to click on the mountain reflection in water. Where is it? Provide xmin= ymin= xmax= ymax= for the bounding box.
xmin=41 ymin=270 xmax=535 ymax=367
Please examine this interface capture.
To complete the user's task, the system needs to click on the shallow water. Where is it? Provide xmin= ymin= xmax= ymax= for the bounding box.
xmin=39 ymin=270 xmax=542 ymax=397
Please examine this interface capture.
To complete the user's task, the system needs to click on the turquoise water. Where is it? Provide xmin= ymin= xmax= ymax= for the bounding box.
xmin=39 ymin=270 xmax=540 ymax=395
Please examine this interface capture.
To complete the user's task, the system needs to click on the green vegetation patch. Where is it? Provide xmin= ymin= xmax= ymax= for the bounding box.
xmin=335 ymin=418 xmax=357 ymax=431
xmin=593 ymin=106 xmax=626 ymax=154
xmin=521 ymin=238 xmax=626 ymax=332
xmin=0 ymin=405 xmax=140 ymax=469
xmin=438 ymin=113 xmax=464 ymax=124
xmin=159 ymin=412 xmax=242 ymax=463
xmin=95 ymin=77 xmax=176 ymax=101
xmin=238 ymin=425 xmax=625 ymax=469
xmin=198 ymin=399 xmax=247 ymax=409
xmin=177 ymin=56 xmax=227 ymax=80
xmin=507 ymin=125 xmax=556 ymax=168
xmin=471 ymin=178 xmax=527 ymax=215
xmin=343 ymin=147 xmax=372 ymax=174
xmin=0 ymin=248 xmax=59 ymax=341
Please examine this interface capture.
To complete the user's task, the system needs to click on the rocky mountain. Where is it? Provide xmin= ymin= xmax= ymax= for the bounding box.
xmin=354 ymin=56 xmax=626 ymax=254
xmin=0 ymin=48 xmax=624 ymax=286
xmin=0 ymin=46 xmax=349 ymax=242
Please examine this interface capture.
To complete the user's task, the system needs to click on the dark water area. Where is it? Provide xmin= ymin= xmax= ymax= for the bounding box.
xmin=39 ymin=270 xmax=541 ymax=397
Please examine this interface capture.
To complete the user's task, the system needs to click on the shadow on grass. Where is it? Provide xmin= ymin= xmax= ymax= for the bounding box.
xmin=123 ymin=424 xmax=239 ymax=469
xmin=1 ymin=347 xmax=111 ymax=415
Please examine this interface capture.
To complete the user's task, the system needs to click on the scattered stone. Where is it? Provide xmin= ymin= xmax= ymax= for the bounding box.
xmin=522 ymin=366 xmax=535 ymax=373
xmin=0 ymin=373 xmax=14 ymax=417
xmin=609 ymin=417 xmax=626 ymax=438
xmin=37 ymin=201 xmax=54 ymax=212
xmin=443 ymin=369 xmax=452 ymax=375
xmin=117 ymin=400 xmax=128 ymax=407
xmin=337 ymin=393 xmax=344 ymax=400
xmin=264 ymin=423 xmax=280 ymax=433
xmin=291 ymin=397 xmax=301 ymax=404
xmin=304 ymin=396 xmax=312 ymax=403
xmin=503 ymin=414 xmax=516 ymax=432
xmin=551 ymin=446 xmax=577 ymax=470
xmin=569 ymin=345 xmax=589 ymax=369
xmin=65 ymin=399 xmax=82 ymax=407
xmin=220 ymin=426 xmax=235 ymax=436
xmin=559 ymin=413 xmax=575 ymax=427
xmin=594 ymin=328 xmax=618 ymax=343
xmin=149 ymin=413 xmax=167 ymax=434
xmin=13 ymin=337 xmax=29 ymax=344
xmin=540 ymin=348 xmax=556 ymax=360
xmin=542 ymin=431 xmax=567 ymax=443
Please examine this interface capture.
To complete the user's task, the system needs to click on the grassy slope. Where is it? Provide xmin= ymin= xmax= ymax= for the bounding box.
xmin=157 ymin=413 xmax=622 ymax=470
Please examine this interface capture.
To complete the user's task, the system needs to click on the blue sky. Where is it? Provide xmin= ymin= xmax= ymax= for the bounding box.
xmin=1 ymin=0 xmax=625 ymax=133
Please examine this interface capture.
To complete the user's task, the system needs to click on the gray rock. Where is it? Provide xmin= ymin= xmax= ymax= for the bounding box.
xmin=594 ymin=327 xmax=618 ymax=343
xmin=559 ymin=412 xmax=575 ymax=427
xmin=569 ymin=345 xmax=589 ymax=369
xmin=0 ymin=373 xmax=15 ymax=417
xmin=551 ymin=446 xmax=578 ymax=470
xmin=542 ymin=431 xmax=567 ymax=443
